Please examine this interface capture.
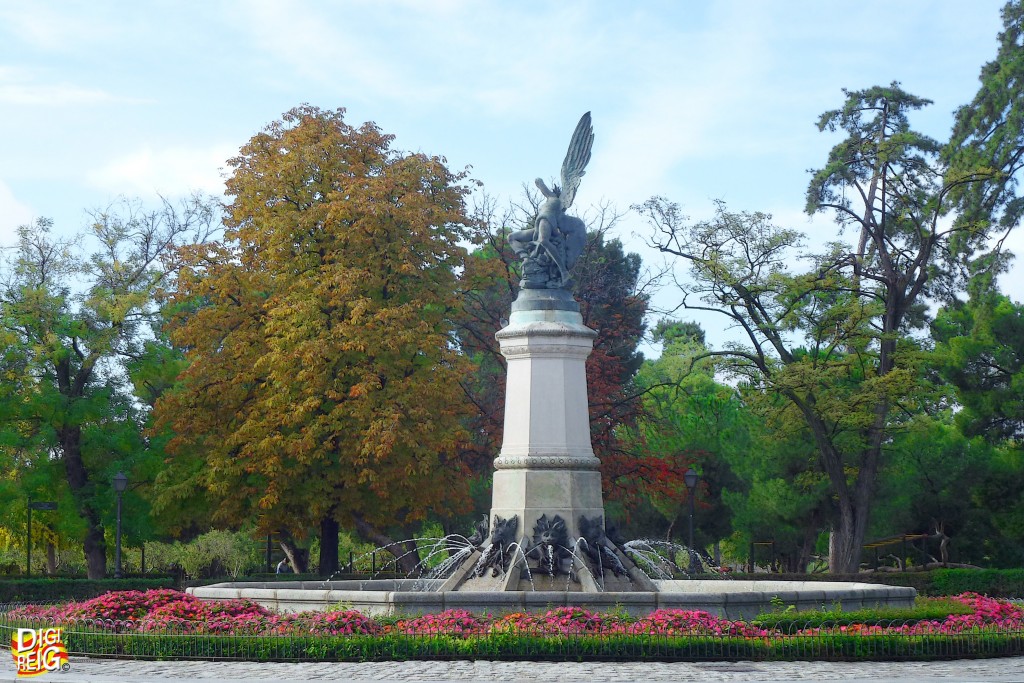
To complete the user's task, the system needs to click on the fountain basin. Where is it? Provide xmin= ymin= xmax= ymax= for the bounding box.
xmin=189 ymin=579 xmax=915 ymax=620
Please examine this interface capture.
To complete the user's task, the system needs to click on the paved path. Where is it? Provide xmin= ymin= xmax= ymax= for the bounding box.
xmin=3 ymin=656 xmax=1024 ymax=683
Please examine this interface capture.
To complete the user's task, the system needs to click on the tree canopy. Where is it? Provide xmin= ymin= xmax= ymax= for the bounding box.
xmin=0 ymin=198 xmax=215 ymax=577
xmin=637 ymin=80 xmax=1008 ymax=572
xmin=153 ymin=106 xmax=476 ymax=571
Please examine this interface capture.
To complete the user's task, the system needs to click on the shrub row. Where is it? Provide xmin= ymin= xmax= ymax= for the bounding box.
xmin=0 ymin=578 xmax=174 ymax=603
xmin=33 ymin=628 xmax=1024 ymax=662
xmin=753 ymin=598 xmax=976 ymax=631
xmin=183 ymin=573 xmax=322 ymax=589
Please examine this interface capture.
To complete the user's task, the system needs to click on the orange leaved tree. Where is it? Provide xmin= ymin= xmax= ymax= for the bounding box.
xmin=154 ymin=106 xmax=474 ymax=574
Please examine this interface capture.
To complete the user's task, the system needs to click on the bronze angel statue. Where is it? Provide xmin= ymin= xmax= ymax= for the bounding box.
xmin=509 ymin=112 xmax=594 ymax=289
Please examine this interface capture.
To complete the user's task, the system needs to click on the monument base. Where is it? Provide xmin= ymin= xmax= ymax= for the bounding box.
xmin=443 ymin=289 xmax=655 ymax=592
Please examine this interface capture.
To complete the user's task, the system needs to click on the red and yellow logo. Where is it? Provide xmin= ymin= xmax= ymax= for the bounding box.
xmin=10 ymin=627 xmax=68 ymax=677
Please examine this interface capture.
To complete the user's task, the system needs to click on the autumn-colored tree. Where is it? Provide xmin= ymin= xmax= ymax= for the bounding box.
xmin=155 ymin=106 xmax=475 ymax=574
xmin=454 ymin=198 xmax=520 ymax=488
xmin=575 ymin=228 xmax=649 ymax=465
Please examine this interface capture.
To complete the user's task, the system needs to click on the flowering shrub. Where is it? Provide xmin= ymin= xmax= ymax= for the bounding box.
xmin=392 ymin=609 xmax=484 ymax=636
xmin=9 ymin=589 xmax=188 ymax=624
xmin=794 ymin=593 xmax=1024 ymax=637
xmin=628 ymin=609 xmax=769 ymax=637
xmin=492 ymin=606 xmax=607 ymax=634
xmin=306 ymin=609 xmax=381 ymax=635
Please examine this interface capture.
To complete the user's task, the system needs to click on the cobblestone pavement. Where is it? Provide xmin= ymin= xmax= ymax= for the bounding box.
xmin=3 ymin=656 xmax=1024 ymax=683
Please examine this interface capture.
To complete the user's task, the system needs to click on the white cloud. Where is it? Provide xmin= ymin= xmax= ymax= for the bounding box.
xmin=229 ymin=0 xmax=602 ymax=116
xmin=0 ymin=67 xmax=147 ymax=106
xmin=86 ymin=144 xmax=235 ymax=199
xmin=0 ymin=81 xmax=122 ymax=106
xmin=0 ymin=181 xmax=34 ymax=248
xmin=0 ymin=3 xmax=118 ymax=52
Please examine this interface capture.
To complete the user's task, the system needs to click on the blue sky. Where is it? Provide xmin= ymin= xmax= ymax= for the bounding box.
xmin=0 ymin=0 xmax=1016 ymax=349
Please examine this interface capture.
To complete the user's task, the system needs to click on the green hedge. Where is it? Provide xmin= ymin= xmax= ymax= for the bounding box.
xmin=727 ymin=569 xmax=1024 ymax=597
xmin=753 ymin=598 xmax=975 ymax=631
xmin=928 ymin=569 xmax=1024 ymax=597
xmin=47 ymin=629 xmax=1024 ymax=662
xmin=0 ymin=578 xmax=175 ymax=604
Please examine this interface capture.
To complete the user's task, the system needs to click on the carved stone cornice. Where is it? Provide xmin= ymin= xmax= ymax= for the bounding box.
xmin=496 ymin=324 xmax=597 ymax=342
xmin=499 ymin=343 xmax=594 ymax=359
xmin=494 ymin=454 xmax=601 ymax=471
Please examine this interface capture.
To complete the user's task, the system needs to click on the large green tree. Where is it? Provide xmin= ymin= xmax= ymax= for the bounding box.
xmin=872 ymin=414 xmax=994 ymax=567
xmin=619 ymin=321 xmax=742 ymax=547
xmin=925 ymin=277 xmax=1024 ymax=566
xmin=155 ymin=106 xmax=475 ymax=575
xmin=931 ymin=277 xmax=1024 ymax=442
xmin=0 ymin=198 xmax=215 ymax=578
xmin=945 ymin=0 xmax=1024 ymax=262
xmin=720 ymin=386 xmax=833 ymax=574
xmin=638 ymin=82 xmax=1005 ymax=572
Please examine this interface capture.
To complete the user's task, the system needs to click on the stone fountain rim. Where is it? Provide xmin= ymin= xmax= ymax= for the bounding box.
xmin=188 ymin=579 xmax=917 ymax=618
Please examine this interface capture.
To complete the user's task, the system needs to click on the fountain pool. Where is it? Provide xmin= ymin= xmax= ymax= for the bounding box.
xmin=189 ymin=578 xmax=915 ymax=620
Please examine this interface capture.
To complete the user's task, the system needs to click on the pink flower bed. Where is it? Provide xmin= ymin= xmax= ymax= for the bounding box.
xmin=6 ymin=590 xmax=1021 ymax=638
xmin=794 ymin=593 xmax=1024 ymax=637
xmin=491 ymin=606 xmax=613 ymax=634
xmin=392 ymin=609 xmax=486 ymax=635
xmin=627 ymin=608 xmax=770 ymax=637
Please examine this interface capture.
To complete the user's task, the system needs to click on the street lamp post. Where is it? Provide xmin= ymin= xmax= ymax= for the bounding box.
xmin=113 ymin=472 xmax=128 ymax=579
xmin=683 ymin=467 xmax=700 ymax=574
xmin=26 ymin=499 xmax=58 ymax=577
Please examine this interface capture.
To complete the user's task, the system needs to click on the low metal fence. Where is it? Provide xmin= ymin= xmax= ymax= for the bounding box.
xmin=1 ymin=606 xmax=1022 ymax=662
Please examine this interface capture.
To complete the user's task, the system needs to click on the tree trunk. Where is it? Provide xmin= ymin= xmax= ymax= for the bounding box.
xmin=402 ymin=539 xmax=422 ymax=575
xmin=46 ymin=542 xmax=56 ymax=575
xmin=829 ymin=504 xmax=866 ymax=574
xmin=795 ymin=524 xmax=816 ymax=574
xmin=61 ymin=425 xmax=107 ymax=579
xmin=934 ymin=522 xmax=951 ymax=565
xmin=82 ymin=519 xmax=107 ymax=579
xmin=351 ymin=514 xmax=420 ymax=575
xmin=278 ymin=532 xmax=309 ymax=574
xmin=798 ymin=405 xmax=878 ymax=575
xmin=318 ymin=515 xmax=339 ymax=577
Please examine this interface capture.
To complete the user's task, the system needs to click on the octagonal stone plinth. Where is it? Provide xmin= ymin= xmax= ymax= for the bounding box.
xmin=438 ymin=289 xmax=655 ymax=592
xmin=490 ymin=292 xmax=603 ymax=546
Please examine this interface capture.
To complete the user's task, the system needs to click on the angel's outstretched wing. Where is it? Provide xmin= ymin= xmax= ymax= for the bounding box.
xmin=559 ymin=112 xmax=594 ymax=209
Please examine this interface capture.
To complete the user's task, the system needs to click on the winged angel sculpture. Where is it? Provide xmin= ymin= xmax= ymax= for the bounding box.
xmin=509 ymin=112 xmax=594 ymax=289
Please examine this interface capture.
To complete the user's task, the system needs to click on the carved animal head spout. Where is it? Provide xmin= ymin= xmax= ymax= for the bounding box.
xmin=472 ymin=514 xmax=520 ymax=578
xmin=532 ymin=514 xmax=569 ymax=548
xmin=531 ymin=514 xmax=570 ymax=577
xmin=578 ymin=515 xmax=608 ymax=546
xmin=490 ymin=514 xmax=519 ymax=546
xmin=466 ymin=514 xmax=490 ymax=548
xmin=578 ymin=514 xmax=627 ymax=579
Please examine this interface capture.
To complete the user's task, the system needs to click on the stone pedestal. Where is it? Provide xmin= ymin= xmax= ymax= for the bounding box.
xmin=490 ymin=290 xmax=604 ymax=544
xmin=447 ymin=289 xmax=655 ymax=592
